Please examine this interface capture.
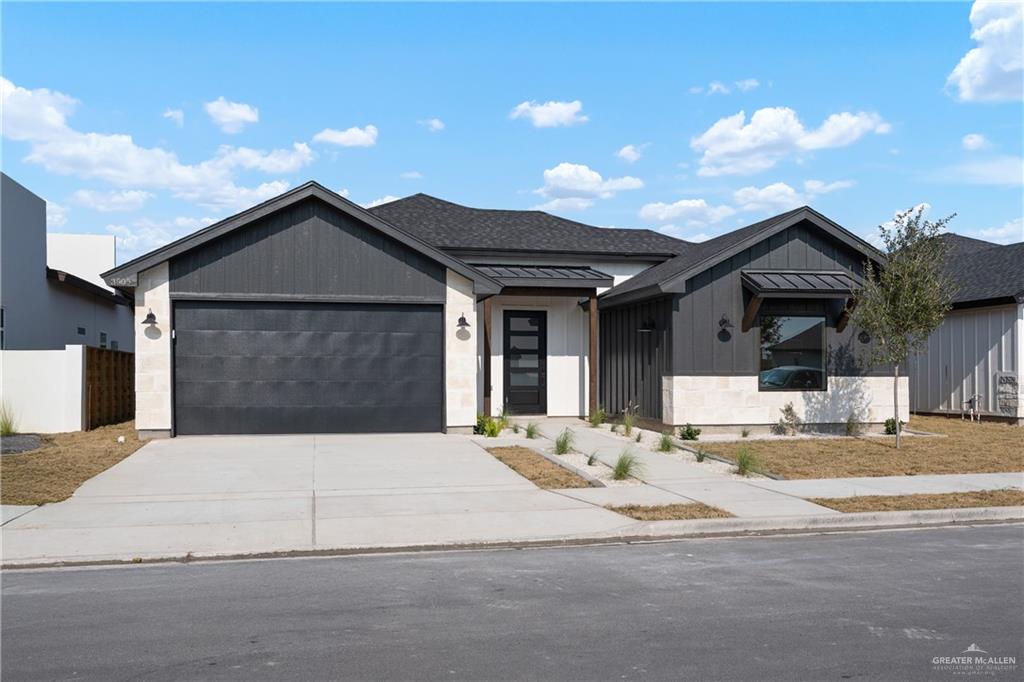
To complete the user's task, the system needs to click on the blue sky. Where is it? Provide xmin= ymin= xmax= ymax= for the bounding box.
xmin=3 ymin=1 xmax=1021 ymax=262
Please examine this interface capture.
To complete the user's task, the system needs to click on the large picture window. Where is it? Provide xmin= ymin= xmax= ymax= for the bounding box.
xmin=759 ymin=315 xmax=826 ymax=391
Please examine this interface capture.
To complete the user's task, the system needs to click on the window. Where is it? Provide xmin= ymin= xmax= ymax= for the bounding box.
xmin=100 ymin=332 xmax=108 ymax=349
xmin=758 ymin=315 xmax=826 ymax=391
xmin=111 ymin=340 xmax=119 ymax=351
xmin=77 ymin=327 xmax=86 ymax=336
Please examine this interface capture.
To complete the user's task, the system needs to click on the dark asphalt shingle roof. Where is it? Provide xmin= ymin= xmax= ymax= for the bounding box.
xmin=945 ymin=241 xmax=1024 ymax=305
xmin=367 ymin=193 xmax=692 ymax=256
xmin=938 ymin=233 xmax=999 ymax=257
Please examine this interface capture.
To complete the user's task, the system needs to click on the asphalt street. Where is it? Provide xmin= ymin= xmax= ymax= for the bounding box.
xmin=2 ymin=524 xmax=1022 ymax=681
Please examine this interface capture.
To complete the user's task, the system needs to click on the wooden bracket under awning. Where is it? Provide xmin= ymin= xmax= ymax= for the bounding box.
xmin=741 ymin=294 xmax=763 ymax=333
xmin=836 ymin=297 xmax=857 ymax=333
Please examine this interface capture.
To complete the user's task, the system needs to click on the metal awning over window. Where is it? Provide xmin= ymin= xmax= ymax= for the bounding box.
xmin=740 ymin=269 xmax=860 ymax=298
xmin=473 ymin=264 xmax=614 ymax=289
xmin=739 ymin=269 xmax=861 ymax=333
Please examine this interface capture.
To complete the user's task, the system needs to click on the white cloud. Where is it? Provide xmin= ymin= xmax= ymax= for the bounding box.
xmin=163 ymin=108 xmax=184 ymax=128
xmin=864 ymin=203 xmax=933 ymax=247
xmin=690 ymin=79 xmax=759 ymax=95
xmin=639 ymin=198 xmax=736 ymax=227
xmin=337 ymin=187 xmax=350 ymax=198
xmin=533 ymin=197 xmax=594 ymax=212
xmin=72 ymin=189 xmax=153 ymax=212
xmin=107 ymin=216 xmax=216 ymax=261
xmin=733 ymin=182 xmax=804 ymax=212
xmin=509 ymin=100 xmax=588 ymax=128
xmin=418 ymin=118 xmax=445 ymax=132
xmin=312 ymin=125 xmax=378 ymax=147
xmin=690 ymin=107 xmax=890 ymax=176
xmin=657 ymin=225 xmax=712 ymax=242
xmin=46 ymin=201 xmax=68 ymax=229
xmin=1 ymin=78 xmax=311 ymax=212
xmin=363 ymin=195 xmax=400 ymax=208
xmin=936 ymin=155 xmax=1024 ymax=186
xmin=708 ymin=81 xmax=731 ymax=95
xmin=400 ymin=171 xmax=423 ymax=179
xmin=947 ymin=1 xmax=1023 ymax=102
xmin=804 ymin=179 xmax=855 ymax=194
xmin=616 ymin=144 xmax=646 ymax=163
xmin=735 ymin=78 xmax=760 ymax=92
xmin=687 ymin=85 xmax=704 ymax=95
xmin=961 ymin=133 xmax=991 ymax=150
xmin=534 ymin=162 xmax=643 ymax=209
xmin=976 ymin=217 xmax=1023 ymax=244
xmin=203 ymin=96 xmax=258 ymax=134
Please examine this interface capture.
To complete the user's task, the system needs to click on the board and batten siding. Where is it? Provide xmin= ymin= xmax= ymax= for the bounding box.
xmin=671 ymin=220 xmax=891 ymax=378
xmin=169 ymin=197 xmax=446 ymax=301
xmin=909 ymin=303 xmax=1022 ymax=420
xmin=599 ymin=296 xmax=672 ymax=420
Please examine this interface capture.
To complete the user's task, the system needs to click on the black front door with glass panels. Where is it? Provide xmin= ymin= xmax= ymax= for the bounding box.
xmin=503 ymin=310 xmax=547 ymax=415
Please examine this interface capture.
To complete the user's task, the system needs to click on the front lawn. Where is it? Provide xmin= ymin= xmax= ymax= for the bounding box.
xmin=486 ymin=446 xmax=591 ymax=489
xmin=811 ymin=489 xmax=1024 ymax=513
xmin=702 ymin=416 xmax=1024 ymax=479
xmin=0 ymin=421 xmax=144 ymax=505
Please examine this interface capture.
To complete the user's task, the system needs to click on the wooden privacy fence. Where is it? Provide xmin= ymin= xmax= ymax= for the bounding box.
xmin=85 ymin=347 xmax=134 ymax=430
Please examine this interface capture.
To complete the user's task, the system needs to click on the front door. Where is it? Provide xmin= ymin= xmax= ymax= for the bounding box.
xmin=503 ymin=310 xmax=547 ymax=415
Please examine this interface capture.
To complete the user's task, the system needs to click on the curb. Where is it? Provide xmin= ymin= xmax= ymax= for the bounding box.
xmin=4 ymin=506 xmax=1021 ymax=571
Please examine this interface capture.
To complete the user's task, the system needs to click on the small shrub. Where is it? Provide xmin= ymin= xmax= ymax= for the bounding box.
xmin=735 ymin=447 xmax=759 ymax=476
xmin=635 ymin=431 xmax=642 ymax=443
xmin=741 ymin=427 xmax=750 ymax=439
xmin=589 ymin=407 xmax=606 ymax=428
xmin=483 ymin=418 xmax=501 ymax=438
xmin=772 ymin=420 xmax=787 ymax=436
xmin=0 ymin=402 xmax=17 ymax=437
xmin=610 ymin=423 xmax=619 ymax=434
xmin=587 ymin=452 xmax=598 ymax=466
xmin=497 ymin=405 xmax=510 ymax=431
xmin=474 ymin=414 xmax=489 ymax=435
xmin=525 ymin=422 xmax=539 ymax=439
xmin=612 ymin=449 xmax=644 ymax=480
xmin=695 ymin=448 xmax=707 ymax=463
xmin=512 ymin=422 xmax=520 ymax=434
xmin=884 ymin=418 xmax=904 ymax=435
xmin=657 ymin=432 xmax=674 ymax=452
xmin=622 ymin=412 xmax=636 ymax=437
xmin=845 ymin=413 xmax=864 ymax=437
xmin=778 ymin=402 xmax=802 ymax=436
xmin=554 ymin=428 xmax=574 ymax=455
xmin=678 ymin=423 xmax=701 ymax=441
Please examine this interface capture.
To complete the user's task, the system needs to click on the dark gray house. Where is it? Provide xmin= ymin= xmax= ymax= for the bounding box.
xmin=908 ymin=235 xmax=1024 ymax=423
xmin=103 ymin=181 xmax=904 ymax=438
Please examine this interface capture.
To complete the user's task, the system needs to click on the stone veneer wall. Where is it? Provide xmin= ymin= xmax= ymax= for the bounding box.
xmin=662 ymin=375 xmax=910 ymax=427
xmin=445 ymin=270 xmax=477 ymax=429
xmin=134 ymin=263 xmax=172 ymax=436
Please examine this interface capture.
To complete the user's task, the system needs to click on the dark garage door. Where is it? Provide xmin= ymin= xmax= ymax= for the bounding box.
xmin=173 ymin=301 xmax=444 ymax=435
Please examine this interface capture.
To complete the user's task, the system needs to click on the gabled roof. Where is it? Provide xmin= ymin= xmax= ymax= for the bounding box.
xmin=599 ymin=206 xmax=884 ymax=307
xmin=939 ymin=233 xmax=999 ymax=257
xmin=101 ymin=182 xmax=501 ymax=295
xmin=368 ymin=193 xmax=692 ymax=258
xmin=945 ymin=241 xmax=1024 ymax=306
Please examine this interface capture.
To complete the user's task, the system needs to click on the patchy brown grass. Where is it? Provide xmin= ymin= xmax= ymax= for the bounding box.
xmin=811 ymin=489 xmax=1024 ymax=513
xmin=607 ymin=503 xmax=733 ymax=521
xmin=702 ymin=415 xmax=1024 ymax=479
xmin=0 ymin=421 xmax=144 ymax=505
xmin=486 ymin=446 xmax=591 ymax=489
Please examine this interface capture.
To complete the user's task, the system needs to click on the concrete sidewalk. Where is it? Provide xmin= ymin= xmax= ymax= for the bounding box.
xmin=534 ymin=420 xmax=838 ymax=517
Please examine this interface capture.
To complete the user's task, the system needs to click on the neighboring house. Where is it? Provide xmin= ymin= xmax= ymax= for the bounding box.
xmin=0 ymin=173 xmax=133 ymax=352
xmin=102 ymin=181 xmax=906 ymax=438
xmin=0 ymin=173 xmax=135 ymax=433
xmin=908 ymin=235 xmax=1024 ymax=424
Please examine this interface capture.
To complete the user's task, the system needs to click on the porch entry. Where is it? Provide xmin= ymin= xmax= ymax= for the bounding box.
xmin=503 ymin=310 xmax=547 ymax=414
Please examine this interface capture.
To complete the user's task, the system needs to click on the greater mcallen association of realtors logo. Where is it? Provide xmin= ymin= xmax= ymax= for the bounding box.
xmin=932 ymin=643 xmax=1018 ymax=676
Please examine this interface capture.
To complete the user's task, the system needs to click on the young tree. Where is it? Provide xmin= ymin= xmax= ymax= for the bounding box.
xmin=849 ymin=206 xmax=955 ymax=448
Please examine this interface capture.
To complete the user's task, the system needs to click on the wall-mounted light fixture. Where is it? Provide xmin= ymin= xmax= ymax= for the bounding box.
xmin=142 ymin=309 xmax=158 ymax=326
xmin=457 ymin=313 xmax=470 ymax=329
xmin=637 ymin=318 xmax=657 ymax=333
xmin=718 ymin=315 xmax=734 ymax=330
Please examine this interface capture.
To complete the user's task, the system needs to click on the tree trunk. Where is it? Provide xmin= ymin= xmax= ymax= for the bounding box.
xmin=893 ymin=362 xmax=901 ymax=449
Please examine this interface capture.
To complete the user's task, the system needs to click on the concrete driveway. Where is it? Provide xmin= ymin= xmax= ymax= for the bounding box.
xmin=1 ymin=433 xmax=631 ymax=565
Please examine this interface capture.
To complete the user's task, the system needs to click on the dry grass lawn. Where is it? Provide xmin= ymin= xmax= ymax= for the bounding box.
xmin=811 ymin=489 xmax=1024 ymax=513
xmin=1 ymin=421 xmax=144 ymax=505
xmin=607 ymin=503 xmax=733 ymax=521
xmin=486 ymin=446 xmax=591 ymax=489
xmin=702 ymin=415 xmax=1024 ymax=479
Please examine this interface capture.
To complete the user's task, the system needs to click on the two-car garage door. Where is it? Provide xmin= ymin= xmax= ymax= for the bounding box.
xmin=173 ymin=301 xmax=443 ymax=435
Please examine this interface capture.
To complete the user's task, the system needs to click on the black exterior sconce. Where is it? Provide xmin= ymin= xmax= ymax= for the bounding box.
xmin=142 ymin=309 xmax=158 ymax=326
xmin=717 ymin=314 xmax=733 ymax=342
xmin=637 ymin=318 xmax=657 ymax=333
xmin=457 ymin=313 xmax=471 ymax=329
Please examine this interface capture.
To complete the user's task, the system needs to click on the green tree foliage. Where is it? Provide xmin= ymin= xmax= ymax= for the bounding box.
xmin=849 ymin=206 xmax=955 ymax=448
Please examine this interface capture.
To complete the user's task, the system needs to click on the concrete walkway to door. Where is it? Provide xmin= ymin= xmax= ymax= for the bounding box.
xmin=1 ymin=433 xmax=633 ymax=566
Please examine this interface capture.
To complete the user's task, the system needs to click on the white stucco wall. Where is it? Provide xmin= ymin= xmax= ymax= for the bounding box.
xmin=662 ymin=375 xmax=910 ymax=426
xmin=445 ymin=270 xmax=477 ymax=428
xmin=134 ymin=263 xmax=172 ymax=434
xmin=0 ymin=345 xmax=85 ymax=433
xmin=479 ymin=295 xmax=591 ymax=417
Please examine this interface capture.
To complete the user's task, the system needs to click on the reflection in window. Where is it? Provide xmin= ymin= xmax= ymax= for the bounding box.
xmin=759 ymin=315 xmax=826 ymax=391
